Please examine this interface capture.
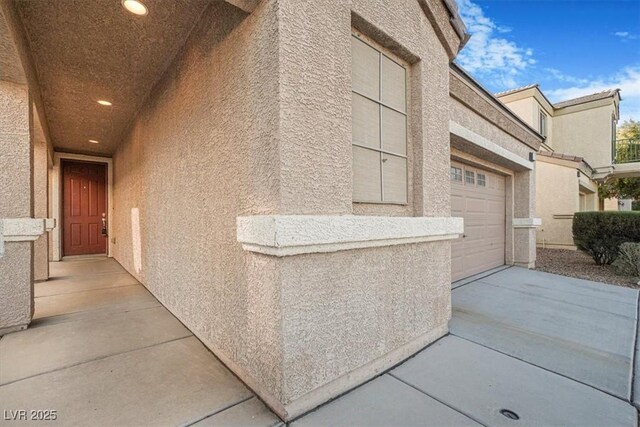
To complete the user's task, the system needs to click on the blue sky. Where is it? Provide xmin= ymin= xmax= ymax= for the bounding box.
xmin=456 ymin=0 xmax=640 ymax=122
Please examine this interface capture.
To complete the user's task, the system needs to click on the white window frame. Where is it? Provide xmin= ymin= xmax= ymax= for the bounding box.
xmin=450 ymin=166 xmax=462 ymax=182
xmin=539 ymin=110 xmax=547 ymax=138
xmin=465 ymin=170 xmax=475 ymax=185
xmin=351 ymin=34 xmax=408 ymax=205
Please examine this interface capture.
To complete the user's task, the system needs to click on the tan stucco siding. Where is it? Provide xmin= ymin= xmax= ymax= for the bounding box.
xmin=112 ymin=0 xmax=284 ymax=395
xmin=110 ymin=0 xmax=465 ymax=418
xmin=503 ymin=97 xmax=553 ymax=147
xmin=274 ymin=0 xmax=454 ymax=409
xmin=278 ymin=240 xmax=451 ymax=403
xmin=553 ymin=105 xmax=615 ymax=169
xmin=503 ymin=98 xmax=535 ymax=128
xmin=536 ymin=160 xmax=579 ymax=248
xmin=0 ymin=81 xmax=34 ymax=333
xmin=450 ymin=98 xmax=532 ymax=160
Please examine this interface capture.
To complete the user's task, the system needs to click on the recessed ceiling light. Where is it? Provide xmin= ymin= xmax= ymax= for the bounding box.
xmin=89 ymin=140 xmax=100 ymax=144
xmin=122 ymin=0 xmax=148 ymax=16
xmin=97 ymin=100 xmax=112 ymax=106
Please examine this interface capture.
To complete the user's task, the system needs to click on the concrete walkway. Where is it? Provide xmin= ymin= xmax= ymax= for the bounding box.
xmin=295 ymin=267 xmax=639 ymax=426
xmin=0 ymin=257 xmax=280 ymax=427
xmin=2 ymin=261 xmax=638 ymax=426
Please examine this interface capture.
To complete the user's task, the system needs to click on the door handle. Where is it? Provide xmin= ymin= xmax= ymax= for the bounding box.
xmin=101 ymin=213 xmax=108 ymax=236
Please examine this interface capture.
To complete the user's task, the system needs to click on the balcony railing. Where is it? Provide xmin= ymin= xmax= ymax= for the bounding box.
xmin=615 ymin=138 xmax=640 ymax=164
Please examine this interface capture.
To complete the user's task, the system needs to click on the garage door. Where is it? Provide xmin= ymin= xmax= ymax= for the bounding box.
xmin=450 ymin=161 xmax=506 ymax=282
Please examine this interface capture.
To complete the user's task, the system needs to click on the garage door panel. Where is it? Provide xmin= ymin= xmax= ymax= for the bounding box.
xmin=451 ymin=161 xmax=506 ymax=282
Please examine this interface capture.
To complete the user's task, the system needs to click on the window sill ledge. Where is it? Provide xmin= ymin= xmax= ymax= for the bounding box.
xmin=513 ymin=218 xmax=542 ymax=228
xmin=237 ymin=215 xmax=464 ymax=257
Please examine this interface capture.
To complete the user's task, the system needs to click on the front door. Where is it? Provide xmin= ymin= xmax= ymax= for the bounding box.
xmin=62 ymin=161 xmax=107 ymax=256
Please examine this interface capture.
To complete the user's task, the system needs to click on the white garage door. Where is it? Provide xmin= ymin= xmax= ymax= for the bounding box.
xmin=450 ymin=160 xmax=506 ymax=282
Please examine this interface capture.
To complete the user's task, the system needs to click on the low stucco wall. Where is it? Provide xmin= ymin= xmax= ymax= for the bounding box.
xmin=112 ymin=0 xmax=456 ymax=420
xmin=536 ymin=160 xmax=579 ymax=248
xmin=278 ymin=241 xmax=451 ymax=404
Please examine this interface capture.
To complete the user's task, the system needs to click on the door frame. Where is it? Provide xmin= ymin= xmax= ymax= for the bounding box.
xmin=51 ymin=152 xmax=113 ymax=261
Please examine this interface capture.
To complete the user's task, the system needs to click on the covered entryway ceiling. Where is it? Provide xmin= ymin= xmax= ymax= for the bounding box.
xmin=13 ymin=0 xmax=212 ymax=156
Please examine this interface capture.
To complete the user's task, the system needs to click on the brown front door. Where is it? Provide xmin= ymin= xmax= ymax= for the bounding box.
xmin=63 ymin=161 xmax=107 ymax=256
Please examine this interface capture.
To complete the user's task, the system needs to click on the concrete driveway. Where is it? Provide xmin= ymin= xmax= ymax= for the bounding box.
xmin=451 ymin=267 xmax=639 ymax=402
xmin=296 ymin=267 xmax=639 ymax=426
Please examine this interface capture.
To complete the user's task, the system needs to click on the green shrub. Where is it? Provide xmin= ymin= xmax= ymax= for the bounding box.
xmin=573 ymin=211 xmax=640 ymax=265
xmin=613 ymin=243 xmax=640 ymax=279
xmin=633 ymin=200 xmax=640 ymax=211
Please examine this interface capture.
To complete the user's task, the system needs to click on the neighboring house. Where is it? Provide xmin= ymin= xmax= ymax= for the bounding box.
xmin=0 ymin=0 xmax=540 ymax=421
xmin=496 ymin=85 xmax=635 ymax=249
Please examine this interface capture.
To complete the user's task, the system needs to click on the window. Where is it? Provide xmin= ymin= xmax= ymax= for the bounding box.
xmin=465 ymin=170 xmax=475 ymax=184
xmin=352 ymin=35 xmax=407 ymax=204
xmin=477 ymin=173 xmax=486 ymax=186
xmin=450 ymin=167 xmax=462 ymax=182
xmin=539 ymin=110 xmax=547 ymax=138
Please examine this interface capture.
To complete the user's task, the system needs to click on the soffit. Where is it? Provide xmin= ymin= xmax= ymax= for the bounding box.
xmin=15 ymin=0 xmax=211 ymax=156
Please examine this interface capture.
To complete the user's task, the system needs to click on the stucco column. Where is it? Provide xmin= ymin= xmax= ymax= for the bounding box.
xmin=33 ymin=120 xmax=49 ymax=281
xmin=0 ymin=81 xmax=35 ymax=335
xmin=234 ymin=0 xmax=460 ymax=420
xmin=513 ymin=168 xmax=537 ymax=268
xmin=412 ymin=55 xmax=451 ymax=218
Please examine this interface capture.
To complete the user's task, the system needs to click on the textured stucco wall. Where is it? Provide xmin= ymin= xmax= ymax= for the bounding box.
xmin=112 ymin=0 xmax=455 ymax=420
xmin=0 ymin=81 xmax=31 ymax=217
xmin=0 ymin=80 xmax=33 ymax=333
xmin=450 ymin=98 xmax=533 ymax=161
xmin=278 ymin=242 xmax=450 ymax=402
xmin=536 ymin=160 xmax=579 ymax=248
xmin=554 ymin=105 xmax=615 ymax=169
xmin=513 ymin=167 xmax=536 ymax=266
xmin=112 ymin=0 xmax=283 ymax=392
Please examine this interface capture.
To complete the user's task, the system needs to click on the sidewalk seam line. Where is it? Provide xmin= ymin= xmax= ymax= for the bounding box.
xmin=35 ymin=283 xmax=141 ymax=299
xmin=452 ymin=265 xmax=512 ymax=290
xmin=451 ymin=333 xmax=631 ymax=403
xmin=387 ymin=373 xmax=488 ymax=427
xmin=30 ymin=304 xmax=162 ymax=328
xmin=0 ymin=335 xmax=193 ymax=388
xmin=183 ymin=396 xmax=255 ymax=427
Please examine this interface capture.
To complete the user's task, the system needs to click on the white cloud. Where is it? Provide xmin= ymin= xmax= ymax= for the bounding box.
xmin=456 ymin=0 xmax=535 ymax=90
xmin=546 ymin=66 xmax=640 ymax=121
xmin=543 ymin=68 xmax=590 ymax=85
xmin=613 ymin=31 xmax=638 ymax=40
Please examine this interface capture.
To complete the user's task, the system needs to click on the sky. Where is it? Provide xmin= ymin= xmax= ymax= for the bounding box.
xmin=455 ymin=0 xmax=640 ymax=123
